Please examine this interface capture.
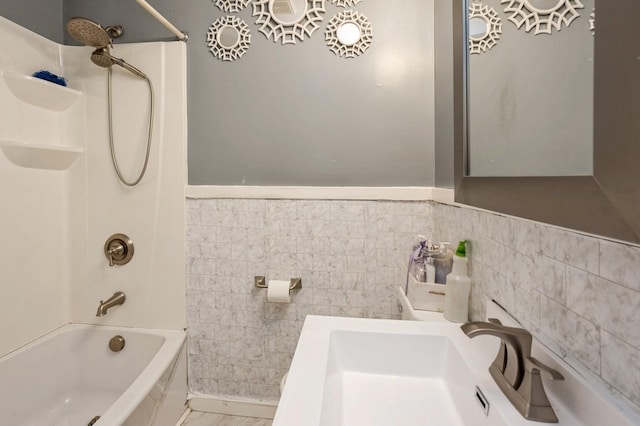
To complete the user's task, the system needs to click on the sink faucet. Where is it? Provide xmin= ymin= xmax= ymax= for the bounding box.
xmin=461 ymin=319 xmax=564 ymax=423
xmin=96 ymin=291 xmax=126 ymax=317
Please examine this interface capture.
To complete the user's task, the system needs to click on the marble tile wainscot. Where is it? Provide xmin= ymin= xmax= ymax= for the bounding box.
xmin=186 ymin=199 xmax=433 ymax=400
xmin=185 ymin=198 xmax=640 ymax=414
xmin=432 ymin=202 xmax=640 ymax=413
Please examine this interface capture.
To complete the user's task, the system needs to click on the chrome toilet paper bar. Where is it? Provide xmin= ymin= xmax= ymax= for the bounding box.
xmin=255 ymin=276 xmax=302 ymax=290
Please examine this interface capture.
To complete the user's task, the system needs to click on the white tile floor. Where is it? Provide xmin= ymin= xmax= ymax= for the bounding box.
xmin=181 ymin=411 xmax=273 ymax=426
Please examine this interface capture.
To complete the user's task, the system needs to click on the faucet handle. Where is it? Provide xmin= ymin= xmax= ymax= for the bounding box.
xmin=516 ymin=356 xmax=564 ymax=422
xmin=104 ymin=234 xmax=134 ymax=266
xmin=526 ymin=357 xmax=564 ymax=381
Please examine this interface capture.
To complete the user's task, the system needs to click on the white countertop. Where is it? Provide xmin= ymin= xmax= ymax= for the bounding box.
xmin=274 ymin=302 xmax=636 ymax=425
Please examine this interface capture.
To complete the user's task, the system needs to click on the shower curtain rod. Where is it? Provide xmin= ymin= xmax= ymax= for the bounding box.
xmin=134 ymin=0 xmax=188 ymax=41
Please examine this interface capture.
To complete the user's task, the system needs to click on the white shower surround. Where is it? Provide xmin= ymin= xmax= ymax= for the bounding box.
xmin=0 ymin=15 xmax=187 ymax=356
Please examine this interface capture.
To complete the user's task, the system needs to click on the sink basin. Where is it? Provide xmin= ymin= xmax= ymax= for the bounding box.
xmin=274 ymin=310 xmax=638 ymax=426
xmin=320 ymin=331 xmax=497 ymax=426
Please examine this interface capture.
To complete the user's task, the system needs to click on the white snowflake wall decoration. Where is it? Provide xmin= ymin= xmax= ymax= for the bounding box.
xmin=213 ymin=0 xmax=250 ymax=13
xmin=252 ymin=0 xmax=326 ymax=45
xmin=207 ymin=16 xmax=252 ymax=61
xmin=325 ymin=10 xmax=372 ymax=58
xmin=588 ymin=8 xmax=595 ymax=36
xmin=501 ymin=0 xmax=584 ymax=35
xmin=330 ymin=0 xmax=362 ymax=7
xmin=468 ymin=3 xmax=502 ymax=54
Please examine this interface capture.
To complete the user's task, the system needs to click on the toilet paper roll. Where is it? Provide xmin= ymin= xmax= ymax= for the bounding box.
xmin=267 ymin=280 xmax=291 ymax=303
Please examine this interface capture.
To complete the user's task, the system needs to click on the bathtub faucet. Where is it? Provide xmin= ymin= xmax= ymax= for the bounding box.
xmin=96 ymin=291 xmax=126 ymax=317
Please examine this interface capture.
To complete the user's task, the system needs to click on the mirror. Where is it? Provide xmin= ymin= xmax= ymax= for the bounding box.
xmin=468 ymin=17 xmax=488 ymax=39
xmin=527 ymin=0 xmax=569 ymax=12
xmin=270 ymin=0 xmax=308 ymax=25
xmin=467 ymin=0 xmax=593 ymax=177
xmin=336 ymin=22 xmax=361 ymax=46
xmin=218 ymin=26 xmax=240 ymax=49
xmin=453 ymin=0 xmax=640 ymax=244
xmin=254 ymin=0 xmax=324 ymax=45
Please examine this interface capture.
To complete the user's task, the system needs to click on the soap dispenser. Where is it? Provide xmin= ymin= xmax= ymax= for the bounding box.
xmin=443 ymin=240 xmax=471 ymax=323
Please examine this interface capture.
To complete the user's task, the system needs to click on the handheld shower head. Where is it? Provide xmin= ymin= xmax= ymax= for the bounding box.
xmin=90 ymin=48 xmax=115 ymax=68
xmin=91 ymin=48 xmax=147 ymax=79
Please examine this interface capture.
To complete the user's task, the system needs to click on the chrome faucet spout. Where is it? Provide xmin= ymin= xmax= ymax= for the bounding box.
xmin=462 ymin=320 xmax=532 ymax=388
xmin=96 ymin=291 xmax=126 ymax=316
xmin=461 ymin=320 xmax=532 ymax=339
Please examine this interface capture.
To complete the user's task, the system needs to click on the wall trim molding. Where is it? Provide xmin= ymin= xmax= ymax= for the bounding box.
xmin=431 ymin=187 xmax=455 ymax=204
xmin=186 ymin=186 xmax=454 ymax=201
xmin=188 ymin=395 xmax=278 ymax=419
xmin=174 ymin=408 xmax=191 ymax=425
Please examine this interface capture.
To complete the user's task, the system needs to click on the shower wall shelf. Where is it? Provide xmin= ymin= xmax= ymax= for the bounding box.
xmin=0 ymin=140 xmax=82 ymax=171
xmin=1 ymin=70 xmax=82 ymax=111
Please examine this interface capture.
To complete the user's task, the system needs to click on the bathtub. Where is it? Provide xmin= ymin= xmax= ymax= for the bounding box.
xmin=0 ymin=324 xmax=187 ymax=426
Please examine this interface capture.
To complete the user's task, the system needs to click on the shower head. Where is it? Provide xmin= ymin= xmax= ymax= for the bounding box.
xmin=90 ymin=48 xmax=148 ymax=79
xmin=67 ymin=17 xmax=146 ymax=79
xmin=67 ymin=17 xmax=111 ymax=48
xmin=90 ymin=48 xmax=115 ymax=68
xmin=66 ymin=17 xmax=123 ymax=48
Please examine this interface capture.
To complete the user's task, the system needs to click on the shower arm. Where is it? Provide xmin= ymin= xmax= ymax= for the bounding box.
xmin=134 ymin=0 xmax=188 ymax=41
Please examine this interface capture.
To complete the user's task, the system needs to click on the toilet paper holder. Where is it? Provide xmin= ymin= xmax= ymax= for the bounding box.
xmin=255 ymin=276 xmax=302 ymax=291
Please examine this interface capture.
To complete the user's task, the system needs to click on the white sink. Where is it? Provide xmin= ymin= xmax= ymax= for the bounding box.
xmin=274 ymin=307 xmax=638 ymax=426
xmin=320 ymin=331 xmax=503 ymax=426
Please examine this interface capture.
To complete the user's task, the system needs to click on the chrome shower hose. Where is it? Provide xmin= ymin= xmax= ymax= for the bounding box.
xmin=107 ymin=67 xmax=154 ymax=187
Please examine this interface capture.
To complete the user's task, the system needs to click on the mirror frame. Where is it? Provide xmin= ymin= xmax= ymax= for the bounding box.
xmin=325 ymin=10 xmax=373 ymax=58
xmin=207 ymin=16 xmax=251 ymax=62
xmin=453 ymin=0 xmax=640 ymax=244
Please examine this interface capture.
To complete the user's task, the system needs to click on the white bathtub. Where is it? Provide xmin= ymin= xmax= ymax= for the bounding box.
xmin=0 ymin=324 xmax=187 ymax=426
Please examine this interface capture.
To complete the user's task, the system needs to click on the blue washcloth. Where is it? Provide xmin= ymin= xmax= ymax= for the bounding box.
xmin=32 ymin=70 xmax=67 ymax=87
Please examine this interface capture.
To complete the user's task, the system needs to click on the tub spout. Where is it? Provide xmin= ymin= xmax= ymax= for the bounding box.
xmin=96 ymin=291 xmax=126 ymax=317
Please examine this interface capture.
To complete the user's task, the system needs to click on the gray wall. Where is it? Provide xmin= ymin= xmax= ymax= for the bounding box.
xmin=468 ymin=0 xmax=594 ymax=177
xmin=63 ymin=0 xmax=437 ymax=186
xmin=0 ymin=0 xmax=63 ymax=43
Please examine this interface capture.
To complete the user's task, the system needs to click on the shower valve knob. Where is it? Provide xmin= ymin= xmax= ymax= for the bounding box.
xmin=104 ymin=233 xmax=134 ymax=266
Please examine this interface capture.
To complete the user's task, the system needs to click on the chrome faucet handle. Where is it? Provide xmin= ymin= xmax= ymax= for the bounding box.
xmin=106 ymin=242 xmax=124 ymax=266
xmin=104 ymin=234 xmax=134 ymax=266
xmin=526 ymin=357 xmax=564 ymax=381
xmin=516 ymin=356 xmax=565 ymax=422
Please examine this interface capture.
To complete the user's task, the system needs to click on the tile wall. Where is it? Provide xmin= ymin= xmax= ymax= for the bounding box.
xmin=186 ymin=199 xmax=432 ymax=399
xmin=433 ymin=203 xmax=640 ymax=409
xmin=186 ymin=198 xmax=640 ymax=410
